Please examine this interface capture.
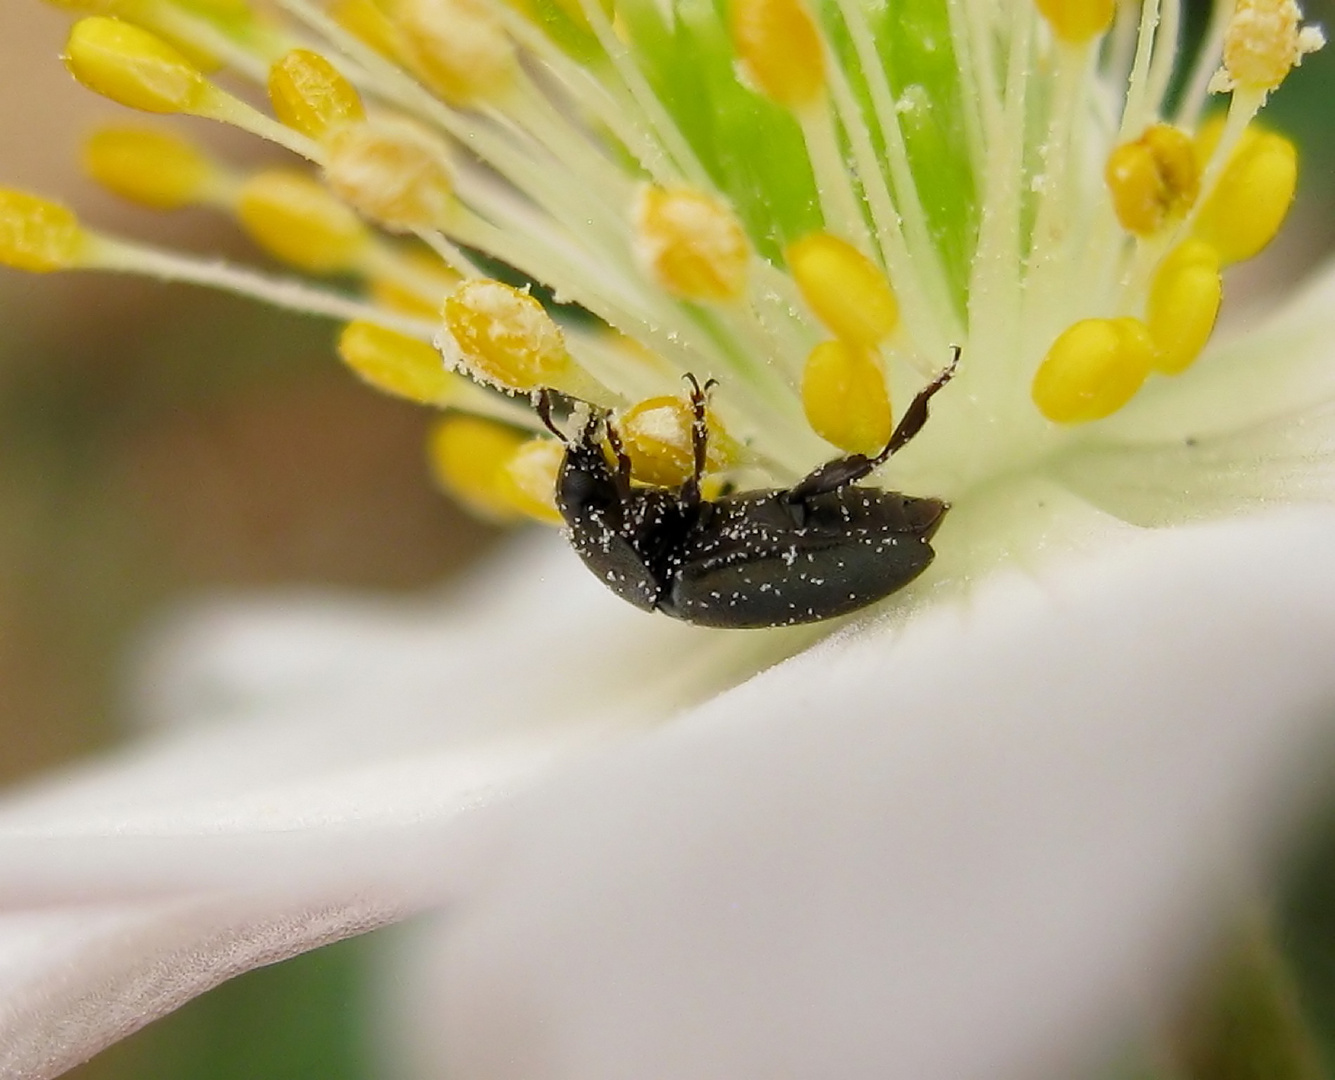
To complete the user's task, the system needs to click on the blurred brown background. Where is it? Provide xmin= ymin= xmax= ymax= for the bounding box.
xmin=0 ymin=4 xmax=497 ymax=787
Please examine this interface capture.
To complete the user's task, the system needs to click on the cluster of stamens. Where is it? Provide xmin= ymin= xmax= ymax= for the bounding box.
xmin=0 ymin=0 xmax=1323 ymax=526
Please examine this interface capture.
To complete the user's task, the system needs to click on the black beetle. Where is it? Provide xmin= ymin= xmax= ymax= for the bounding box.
xmin=538 ymin=348 xmax=958 ymax=628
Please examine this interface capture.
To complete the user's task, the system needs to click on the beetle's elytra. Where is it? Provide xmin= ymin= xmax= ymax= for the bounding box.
xmin=540 ymin=350 xmax=959 ymax=628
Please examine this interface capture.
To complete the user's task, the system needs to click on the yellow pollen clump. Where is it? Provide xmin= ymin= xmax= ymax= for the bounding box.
xmin=1033 ymin=0 xmax=1115 ymax=45
xmin=787 ymin=232 xmax=899 ymax=346
xmin=1217 ymin=0 xmax=1325 ymax=92
xmin=1145 ymin=241 xmax=1223 ymax=376
xmin=503 ymin=438 xmax=565 ymax=525
xmin=426 ymin=414 xmax=531 ymax=523
xmin=338 ymin=321 xmax=463 ymax=404
xmin=269 ymin=50 xmax=366 ymax=142
xmin=634 ymin=186 xmax=749 ymax=303
xmin=1032 ymin=317 xmax=1155 ymax=424
xmin=82 ymin=127 xmax=214 ymax=209
xmin=801 ymin=340 xmax=892 ymax=455
xmin=1192 ymin=128 xmax=1297 ymax=265
xmin=729 ymin=0 xmax=825 ymax=107
xmin=236 ymin=170 xmax=369 ymax=273
xmin=395 ymin=0 xmax=517 ymax=105
xmin=1104 ymin=124 xmax=1200 ymax=235
xmin=324 ymin=121 xmax=454 ymax=231
xmin=618 ymin=394 xmax=737 ymax=487
xmin=0 ymin=190 xmax=88 ymax=273
xmin=444 ymin=279 xmax=574 ymax=393
xmin=64 ymin=16 xmax=211 ymax=114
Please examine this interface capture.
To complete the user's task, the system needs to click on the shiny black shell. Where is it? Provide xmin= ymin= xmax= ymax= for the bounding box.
xmin=555 ymin=424 xmax=947 ymax=628
xmin=547 ymin=352 xmax=958 ymax=628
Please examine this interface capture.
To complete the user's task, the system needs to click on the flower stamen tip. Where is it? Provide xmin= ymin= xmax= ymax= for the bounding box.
xmin=1033 ymin=0 xmax=1115 ymax=45
xmin=339 ymin=321 xmax=463 ymax=405
xmin=787 ymin=232 xmax=899 ymax=346
xmin=444 ymin=279 xmax=588 ymax=397
xmin=633 ymin=186 xmax=749 ymax=303
xmin=0 ymin=189 xmax=88 ymax=273
xmin=802 ymin=340 xmax=892 ymax=455
xmin=269 ymin=50 xmax=366 ymax=142
xmin=620 ymin=394 xmax=737 ymax=487
xmin=83 ymin=127 xmax=215 ymax=210
xmin=1032 ymin=318 xmax=1154 ymax=424
xmin=728 ymin=0 xmax=825 ymax=107
xmin=1105 ymin=125 xmax=1199 ymax=236
xmin=1214 ymin=0 xmax=1325 ymax=93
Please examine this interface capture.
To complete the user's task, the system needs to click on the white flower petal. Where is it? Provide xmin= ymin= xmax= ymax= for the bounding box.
xmin=1055 ymin=260 xmax=1335 ymax=522
xmin=0 ymin=537 xmax=745 ymax=903
xmin=408 ymin=506 xmax=1335 ymax=1080
xmin=0 ymin=893 xmax=398 ymax=1080
xmin=0 ymin=534 xmax=793 ymax=1078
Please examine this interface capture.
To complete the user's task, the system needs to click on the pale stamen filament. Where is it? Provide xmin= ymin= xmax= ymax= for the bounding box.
xmin=827 ymin=0 xmax=964 ymax=347
xmin=1175 ymin=0 xmax=1235 ymax=126
xmin=1143 ymin=0 xmax=1184 ymax=122
xmin=1118 ymin=0 xmax=1163 ymax=139
xmin=92 ymin=237 xmax=440 ymax=338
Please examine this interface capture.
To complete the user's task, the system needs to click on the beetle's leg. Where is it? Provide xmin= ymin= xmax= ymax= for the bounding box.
xmin=536 ymin=388 xmax=566 ymax=442
xmin=785 ymin=347 xmax=960 ymax=502
xmin=679 ymin=373 xmax=713 ymax=509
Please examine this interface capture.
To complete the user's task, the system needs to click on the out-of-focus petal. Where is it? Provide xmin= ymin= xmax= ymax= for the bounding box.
xmin=0 ymin=537 xmax=735 ymax=903
xmin=1056 ymin=260 xmax=1335 ymax=521
xmin=0 ymin=892 xmax=397 ymax=1080
xmin=406 ymin=506 xmax=1335 ymax=1080
xmin=0 ymin=536 xmax=796 ymax=1078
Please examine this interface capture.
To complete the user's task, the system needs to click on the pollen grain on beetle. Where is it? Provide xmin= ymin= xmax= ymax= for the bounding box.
xmin=0 ymin=0 xmax=1324 ymax=597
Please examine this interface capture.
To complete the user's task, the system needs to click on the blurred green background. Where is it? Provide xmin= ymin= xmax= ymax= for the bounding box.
xmin=1 ymin=0 xmax=1334 ymax=1077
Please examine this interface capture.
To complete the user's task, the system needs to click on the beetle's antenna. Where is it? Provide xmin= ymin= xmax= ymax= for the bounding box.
xmin=680 ymin=373 xmax=711 ymax=507
xmin=871 ymin=345 xmax=961 ymax=467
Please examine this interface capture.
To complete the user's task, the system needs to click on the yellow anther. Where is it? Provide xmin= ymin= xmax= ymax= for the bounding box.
xmin=82 ymin=127 xmax=214 ymax=209
xmin=786 ymin=232 xmax=899 ymax=346
xmin=503 ymin=438 xmax=565 ymax=525
xmin=1192 ymin=128 xmax=1297 ymax=264
xmin=368 ymin=249 xmax=460 ymax=317
xmin=618 ymin=394 xmax=737 ymax=487
xmin=729 ymin=0 xmax=825 ymax=107
xmin=1217 ymin=0 xmax=1325 ymax=92
xmin=324 ymin=121 xmax=454 ymax=231
xmin=1032 ymin=317 xmax=1155 ymax=424
xmin=1145 ymin=241 xmax=1223 ymax=376
xmin=236 ymin=170 xmax=369 ymax=274
xmin=0 ymin=190 xmax=88 ymax=273
xmin=801 ymin=340 xmax=892 ymax=456
xmin=444 ymin=279 xmax=575 ymax=393
xmin=1032 ymin=0 xmax=1115 ymax=44
xmin=64 ymin=16 xmax=210 ymax=114
xmin=1104 ymin=124 xmax=1200 ymax=235
xmin=395 ymin=0 xmax=516 ymax=105
xmin=330 ymin=0 xmax=405 ymax=59
xmin=338 ymin=321 xmax=462 ymax=404
xmin=426 ymin=414 xmax=530 ymax=523
xmin=634 ymin=186 xmax=749 ymax=303
xmin=269 ymin=50 xmax=366 ymax=142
